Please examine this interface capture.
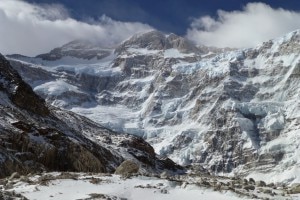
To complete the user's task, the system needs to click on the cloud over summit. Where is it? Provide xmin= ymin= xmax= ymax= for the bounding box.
xmin=0 ymin=0 xmax=152 ymax=56
xmin=1 ymin=1 xmax=300 ymax=55
xmin=186 ymin=3 xmax=300 ymax=48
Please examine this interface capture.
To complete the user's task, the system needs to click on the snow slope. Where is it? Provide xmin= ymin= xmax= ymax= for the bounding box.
xmin=12 ymin=175 xmax=243 ymax=200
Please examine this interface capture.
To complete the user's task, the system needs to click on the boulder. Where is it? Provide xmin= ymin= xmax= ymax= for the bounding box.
xmin=289 ymin=183 xmax=300 ymax=194
xmin=262 ymin=189 xmax=272 ymax=194
xmin=256 ymin=180 xmax=267 ymax=187
xmin=243 ymin=185 xmax=255 ymax=191
xmin=160 ymin=171 xmax=171 ymax=179
xmin=248 ymin=178 xmax=255 ymax=185
xmin=9 ymin=172 xmax=20 ymax=180
xmin=114 ymin=160 xmax=139 ymax=177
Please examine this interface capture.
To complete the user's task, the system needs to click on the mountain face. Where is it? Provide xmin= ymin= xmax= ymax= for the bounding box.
xmin=7 ymin=30 xmax=300 ymax=183
xmin=0 ymin=54 xmax=181 ymax=178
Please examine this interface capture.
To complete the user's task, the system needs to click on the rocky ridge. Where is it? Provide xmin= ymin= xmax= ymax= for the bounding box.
xmin=0 ymin=54 xmax=182 ymax=178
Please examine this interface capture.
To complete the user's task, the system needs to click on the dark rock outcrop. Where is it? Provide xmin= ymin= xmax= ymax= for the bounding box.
xmin=0 ymin=54 xmax=49 ymax=116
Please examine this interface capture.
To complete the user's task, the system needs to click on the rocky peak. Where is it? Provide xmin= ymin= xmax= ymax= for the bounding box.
xmin=115 ymin=30 xmax=204 ymax=54
xmin=252 ymin=29 xmax=300 ymax=57
xmin=166 ymin=33 xmax=202 ymax=53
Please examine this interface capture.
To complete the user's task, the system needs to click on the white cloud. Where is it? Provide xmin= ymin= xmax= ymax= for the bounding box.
xmin=186 ymin=3 xmax=300 ymax=48
xmin=0 ymin=0 xmax=153 ymax=56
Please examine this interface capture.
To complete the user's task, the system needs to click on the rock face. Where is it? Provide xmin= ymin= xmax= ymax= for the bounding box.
xmin=0 ymin=54 xmax=181 ymax=178
xmin=7 ymin=30 xmax=300 ymax=183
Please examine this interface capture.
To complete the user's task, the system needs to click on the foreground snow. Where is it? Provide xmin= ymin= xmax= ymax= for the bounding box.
xmin=10 ymin=174 xmax=244 ymax=200
xmin=4 ymin=172 xmax=300 ymax=200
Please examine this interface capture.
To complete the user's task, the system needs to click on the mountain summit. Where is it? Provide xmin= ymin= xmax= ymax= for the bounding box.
xmin=115 ymin=30 xmax=202 ymax=54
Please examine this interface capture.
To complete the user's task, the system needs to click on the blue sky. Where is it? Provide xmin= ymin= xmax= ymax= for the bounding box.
xmin=1 ymin=0 xmax=300 ymax=55
xmin=23 ymin=0 xmax=300 ymax=35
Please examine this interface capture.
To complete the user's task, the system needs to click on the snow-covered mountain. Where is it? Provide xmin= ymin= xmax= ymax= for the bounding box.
xmin=7 ymin=30 xmax=300 ymax=184
xmin=0 ymin=53 xmax=181 ymax=178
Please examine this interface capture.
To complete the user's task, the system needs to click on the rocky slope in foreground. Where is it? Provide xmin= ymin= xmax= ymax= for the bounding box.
xmin=0 ymin=54 xmax=181 ymax=178
xmin=7 ymin=30 xmax=300 ymax=184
